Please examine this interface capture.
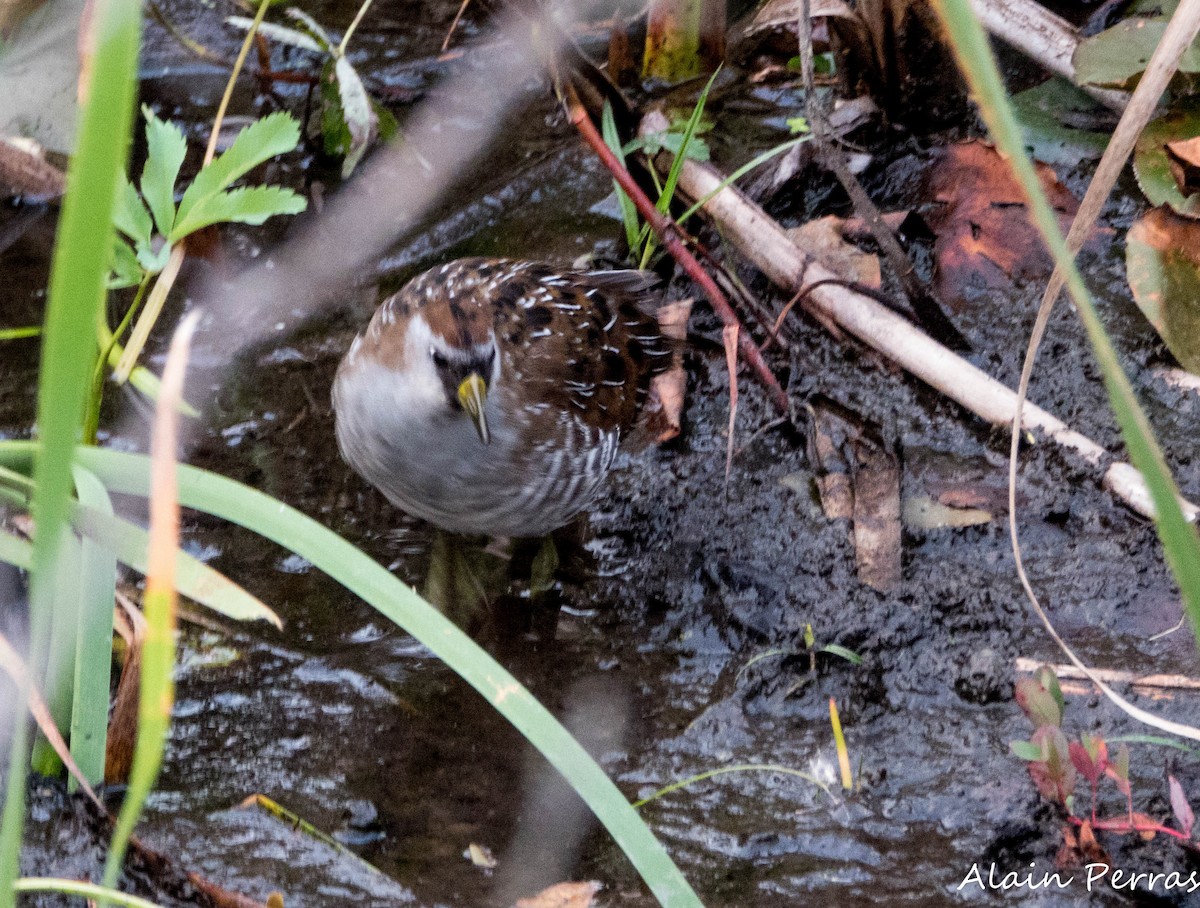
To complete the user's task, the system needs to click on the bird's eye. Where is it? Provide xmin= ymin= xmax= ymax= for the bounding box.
xmin=430 ymin=348 xmax=448 ymax=369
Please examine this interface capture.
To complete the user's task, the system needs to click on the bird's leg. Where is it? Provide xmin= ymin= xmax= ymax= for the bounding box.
xmin=424 ymin=529 xmax=496 ymax=631
xmin=529 ymin=535 xmax=560 ymax=601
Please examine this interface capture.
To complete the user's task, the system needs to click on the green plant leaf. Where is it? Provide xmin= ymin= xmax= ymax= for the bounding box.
xmin=284 ymin=7 xmax=336 ymax=50
xmin=601 ymin=100 xmax=641 ymax=254
xmin=820 ymin=643 xmax=863 ymax=665
xmin=1134 ymin=109 xmax=1200 ymax=216
xmin=1011 ymin=77 xmax=1109 ymax=165
xmin=1073 ymin=18 xmax=1171 ymax=89
xmin=69 ymin=465 xmax=115 ymax=788
xmin=173 ymin=111 xmax=302 ymax=239
xmin=108 ymin=238 xmax=144 ymax=290
xmin=1029 ymin=725 xmax=1076 ymax=802
xmin=373 ymin=98 xmax=398 ymax=144
xmin=169 ymin=185 xmax=306 ymax=236
xmin=1107 ymin=741 xmax=1131 ymax=796
xmin=112 ymin=178 xmax=153 ymax=248
xmin=139 ymin=105 xmax=187 ymax=238
xmin=1010 ymin=739 xmax=1045 ymax=761
xmin=226 ymin=16 xmax=327 ymax=54
xmin=1015 ymin=675 xmax=1062 ymax=728
xmin=1126 ymin=206 xmax=1200 ymax=374
xmin=135 ymin=240 xmax=172 ymax=275
xmin=1035 ymin=665 xmax=1064 ymax=720
xmin=335 ymin=55 xmax=374 ymax=177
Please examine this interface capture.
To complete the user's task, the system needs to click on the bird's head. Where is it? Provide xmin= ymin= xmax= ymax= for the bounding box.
xmin=409 ymin=297 xmax=499 ymax=445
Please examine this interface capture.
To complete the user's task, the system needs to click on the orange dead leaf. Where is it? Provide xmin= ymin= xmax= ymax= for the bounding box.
xmin=643 ymin=298 xmax=692 ymax=443
xmin=515 ymin=881 xmax=601 ymax=908
xmin=1166 ymin=136 xmax=1200 ymax=198
xmin=924 ymin=140 xmax=1082 ymax=307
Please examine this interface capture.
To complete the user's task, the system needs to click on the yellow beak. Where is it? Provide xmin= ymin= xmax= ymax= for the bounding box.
xmin=457 ymin=373 xmax=490 ymax=445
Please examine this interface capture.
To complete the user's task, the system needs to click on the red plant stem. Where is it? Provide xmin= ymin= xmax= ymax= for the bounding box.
xmin=566 ymin=93 xmax=790 ymax=416
xmin=1068 ymin=814 xmax=1193 ymax=843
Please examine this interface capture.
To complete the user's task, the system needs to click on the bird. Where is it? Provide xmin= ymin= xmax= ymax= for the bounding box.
xmin=332 ymin=257 xmax=674 ymax=538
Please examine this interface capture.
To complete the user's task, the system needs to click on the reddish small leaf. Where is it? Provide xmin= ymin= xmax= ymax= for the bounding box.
xmin=1169 ymin=775 xmax=1195 ymax=838
xmin=1080 ymin=732 xmax=1108 ymax=775
xmin=1105 ymin=742 xmax=1131 ymax=797
xmin=1069 ymin=740 xmax=1099 ymax=786
xmin=1015 ymin=676 xmax=1062 ymax=728
xmin=1028 ymin=726 xmax=1076 ymax=804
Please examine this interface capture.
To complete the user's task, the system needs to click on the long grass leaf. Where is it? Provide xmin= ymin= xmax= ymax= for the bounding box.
xmin=601 ymin=101 xmax=642 ymax=253
xmin=30 ymin=528 xmax=80 ymax=777
xmin=0 ymin=531 xmax=31 ymax=569
xmin=0 ymin=465 xmax=278 ymax=626
xmin=103 ymin=314 xmax=196 ymax=887
xmin=14 ymin=879 xmax=165 ymax=908
xmin=0 ymin=0 xmax=143 ymax=896
xmin=69 ymin=465 xmax=117 ymax=787
xmin=0 ymin=441 xmax=704 ymax=908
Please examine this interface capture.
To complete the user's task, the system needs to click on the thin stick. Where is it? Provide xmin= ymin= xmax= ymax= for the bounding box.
xmin=338 ymin=0 xmax=377 ymax=56
xmin=1015 ymin=658 xmax=1200 ymax=693
xmin=566 ymin=89 xmax=790 ymax=415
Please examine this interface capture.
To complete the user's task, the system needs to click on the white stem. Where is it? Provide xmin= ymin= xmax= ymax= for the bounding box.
xmin=969 ymin=0 xmax=1127 ymax=110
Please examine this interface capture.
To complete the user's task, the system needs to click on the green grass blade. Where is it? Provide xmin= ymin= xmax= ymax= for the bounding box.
xmin=69 ymin=466 xmax=117 ymax=787
xmin=71 ymin=505 xmax=280 ymax=626
xmin=0 ymin=463 xmax=279 ymax=626
xmin=30 ymin=528 xmax=80 ymax=777
xmin=12 ymin=443 xmax=702 ymax=907
xmin=0 ymin=531 xmax=31 ymax=569
xmin=0 ymin=328 xmax=39 ymax=341
xmin=0 ymin=0 xmax=142 ymax=891
xmin=657 ymin=70 xmax=719 ymax=217
xmin=15 ymin=878 xmax=166 ymax=908
xmin=601 ymin=101 xmax=642 ymax=253
xmin=632 ymin=764 xmax=830 ymax=808
xmin=931 ymin=2 xmax=1200 ymax=641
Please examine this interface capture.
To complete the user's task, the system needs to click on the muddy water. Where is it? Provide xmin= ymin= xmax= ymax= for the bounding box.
xmin=4 ymin=1 xmax=1200 ymax=906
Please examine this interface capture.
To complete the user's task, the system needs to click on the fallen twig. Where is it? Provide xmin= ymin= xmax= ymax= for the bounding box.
xmin=969 ymin=0 xmax=1126 ymax=110
xmin=652 ymin=119 xmax=1198 ymax=523
xmin=1015 ymin=658 xmax=1200 ymax=695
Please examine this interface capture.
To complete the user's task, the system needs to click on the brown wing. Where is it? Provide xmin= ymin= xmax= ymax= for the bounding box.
xmin=478 ymin=261 xmax=672 ymax=435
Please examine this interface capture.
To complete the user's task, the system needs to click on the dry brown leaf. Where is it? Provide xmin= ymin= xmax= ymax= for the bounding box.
xmin=106 ymin=590 xmax=145 ymax=784
xmin=0 ymin=137 xmax=64 ymax=201
xmin=901 ymin=495 xmax=991 ymax=529
xmin=642 ymin=298 xmax=692 ymax=443
xmin=924 ymin=140 xmax=1082 ymax=307
xmin=851 ymin=439 xmax=901 ymax=592
xmin=787 ymin=215 xmax=882 ymax=288
xmin=1166 ymin=135 xmax=1200 ymax=197
xmin=514 ymin=880 xmax=601 ymax=908
xmin=1078 ymin=820 xmax=1109 ymax=863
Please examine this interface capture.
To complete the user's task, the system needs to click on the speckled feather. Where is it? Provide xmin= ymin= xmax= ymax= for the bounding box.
xmin=333 ymin=258 xmax=672 ymax=536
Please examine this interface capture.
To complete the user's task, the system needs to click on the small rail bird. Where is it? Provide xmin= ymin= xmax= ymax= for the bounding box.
xmin=332 ymin=257 xmax=672 ymax=537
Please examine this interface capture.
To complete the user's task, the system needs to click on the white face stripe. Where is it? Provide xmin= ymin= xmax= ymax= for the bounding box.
xmin=414 ymin=314 xmax=500 ymax=382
